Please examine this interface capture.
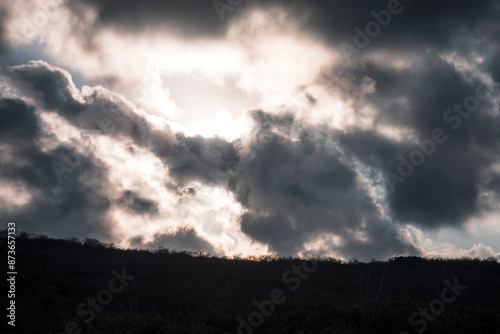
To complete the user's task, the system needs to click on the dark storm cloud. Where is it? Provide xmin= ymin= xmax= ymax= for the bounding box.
xmin=0 ymin=61 xmax=237 ymax=249
xmin=237 ymin=0 xmax=500 ymax=254
xmin=339 ymin=130 xmax=401 ymax=168
xmin=293 ymin=0 xmax=499 ymax=57
xmin=118 ymin=190 xmax=159 ymax=217
xmin=333 ymin=54 xmax=500 ymax=229
xmin=0 ymin=6 xmax=8 ymax=54
xmin=2 ymin=61 xmax=154 ymax=144
xmin=164 ymin=133 xmax=240 ymax=186
xmin=365 ymin=58 xmax=474 ymax=136
xmin=387 ymin=148 xmax=485 ymax=226
xmin=2 ymin=63 xmax=241 ymax=189
xmin=66 ymin=0 xmax=239 ymax=39
xmin=489 ymin=39 xmax=500 ymax=83
xmin=1 ymin=61 xmax=239 ymax=185
xmin=0 ymin=98 xmax=39 ymax=139
xmin=129 ymin=227 xmax=215 ymax=253
xmin=0 ymin=96 xmax=112 ymax=239
xmin=228 ymin=111 xmax=419 ymax=258
xmin=288 ymin=0 xmax=500 ymax=233
xmin=63 ymin=0 xmax=499 ymax=54
xmin=2 ymin=62 xmax=84 ymax=113
xmin=0 ymin=62 xmax=171 ymax=240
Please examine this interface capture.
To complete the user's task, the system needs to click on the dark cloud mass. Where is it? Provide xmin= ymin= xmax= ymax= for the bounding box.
xmin=0 ymin=61 xmax=240 ymax=252
xmin=129 ymin=227 xmax=215 ymax=254
xmin=304 ymin=0 xmax=499 ymax=48
xmin=0 ymin=6 xmax=8 ymax=55
xmin=3 ymin=61 xmax=84 ymax=113
xmin=0 ymin=96 xmax=112 ymax=238
xmin=68 ymin=0 xmax=237 ymax=38
xmin=166 ymin=133 xmax=240 ymax=186
xmin=230 ymin=111 xmax=419 ymax=258
xmin=0 ymin=98 xmax=39 ymax=139
xmin=118 ymin=190 xmax=159 ymax=217
xmin=1 ymin=0 xmax=499 ymax=259
xmin=332 ymin=55 xmax=500 ymax=229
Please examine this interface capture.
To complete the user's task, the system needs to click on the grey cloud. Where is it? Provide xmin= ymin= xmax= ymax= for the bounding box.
xmin=297 ymin=0 xmax=500 ymax=232
xmin=363 ymin=58 xmax=475 ymax=138
xmin=129 ymin=227 xmax=215 ymax=254
xmin=164 ymin=133 xmax=240 ymax=186
xmin=339 ymin=129 xmax=401 ymax=168
xmin=0 ymin=61 xmax=238 ymax=189
xmin=387 ymin=149 xmax=483 ymax=228
xmin=489 ymin=48 xmax=500 ymax=83
xmin=0 ymin=97 xmax=112 ymax=239
xmin=2 ymin=61 xmax=84 ymax=113
xmin=0 ymin=98 xmax=39 ymax=140
xmin=331 ymin=53 xmax=500 ymax=229
xmin=240 ymin=212 xmax=302 ymax=256
xmin=2 ymin=61 xmax=155 ymax=144
xmin=65 ymin=0 xmax=499 ymax=56
xmin=66 ymin=0 xmax=239 ymax=39
xmin=299 ymin=0 xmax=499 ymax=57
xmin=0 ymin=63 xmax=157 ymax=240
xmin=0 ymin=62 xmax=233 ymax=252
xmin=118 ymin=190 xmax=159 ymax=217
xmin=230 ymin=111 xmax=419 ymax=259
xmin=0 ymin=6 xmax=8 ymax=55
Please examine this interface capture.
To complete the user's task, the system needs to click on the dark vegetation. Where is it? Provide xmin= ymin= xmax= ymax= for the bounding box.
xmin=1 ymin=231 xmax=499 ymax=333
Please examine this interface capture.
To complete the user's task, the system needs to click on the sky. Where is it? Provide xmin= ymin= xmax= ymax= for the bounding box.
xmin=0 ymin=0 xmax=499 ymax=261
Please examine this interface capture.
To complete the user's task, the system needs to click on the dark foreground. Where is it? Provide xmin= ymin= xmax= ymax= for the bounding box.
xmin=1 ymin=232 xmax=499 ymax=334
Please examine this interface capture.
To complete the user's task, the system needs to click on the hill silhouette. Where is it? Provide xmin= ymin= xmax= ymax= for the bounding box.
xmin=1 ymin=231 xmax=499 ymax=333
